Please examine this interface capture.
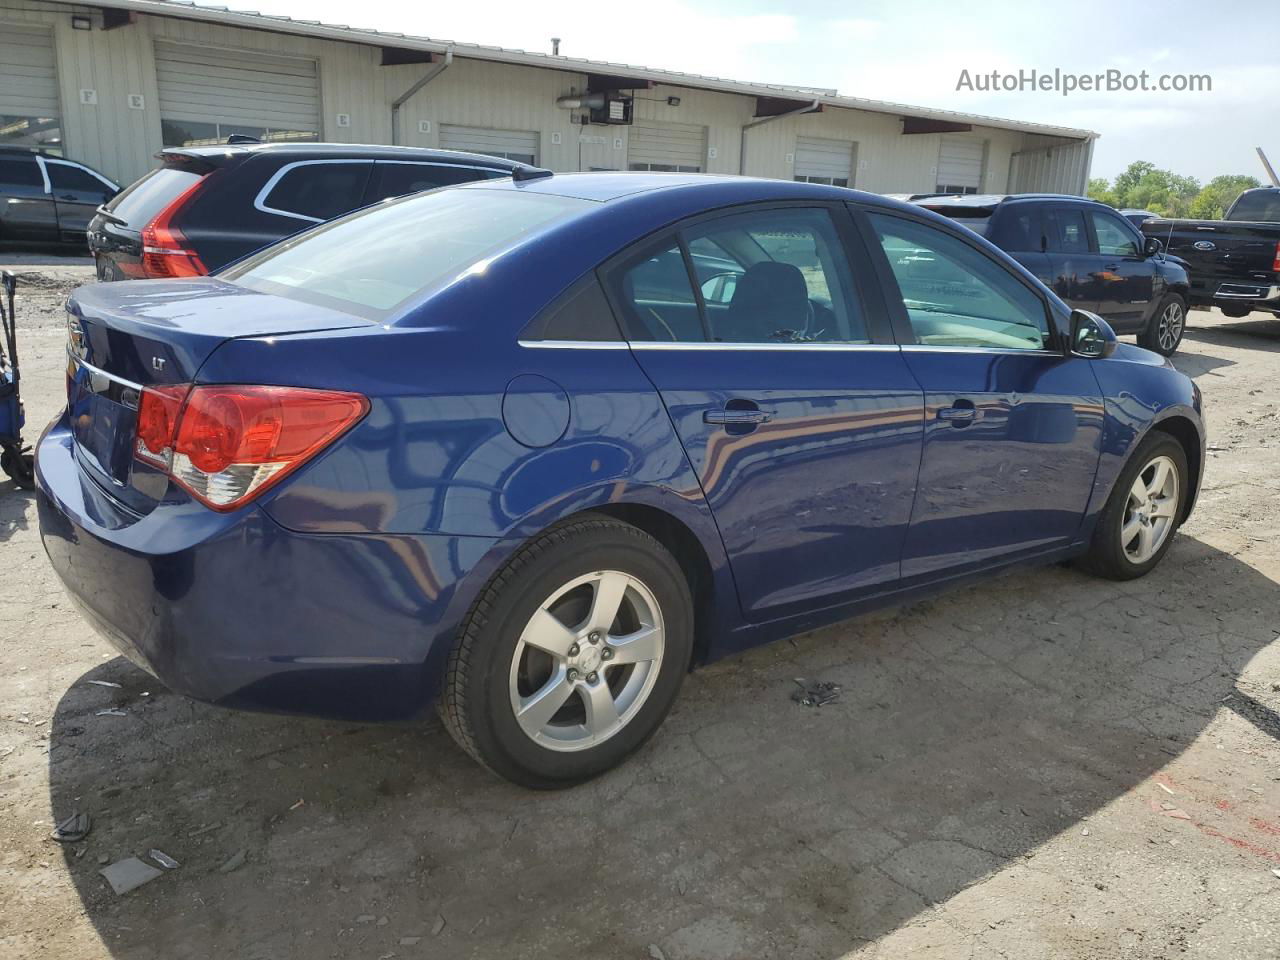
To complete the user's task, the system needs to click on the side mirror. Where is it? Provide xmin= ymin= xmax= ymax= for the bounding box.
xmin=1070 ymin=309 xmax=1118 ymax=359
xmin=1143 ymin=236 xmax=1163 ymax=257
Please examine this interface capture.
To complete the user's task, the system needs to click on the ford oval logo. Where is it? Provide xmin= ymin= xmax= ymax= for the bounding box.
xmin=1193 ymin=240 xmax=1216 ymax=251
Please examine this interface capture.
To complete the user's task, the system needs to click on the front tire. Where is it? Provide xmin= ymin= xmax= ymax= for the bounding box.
xmin=1139 ymin=294 xmax=1186 ymax=356
xmin=1080 ymin=433 xmax=1187 ymax=581
xmin=439 ymin=515 xmax=693 ymax=788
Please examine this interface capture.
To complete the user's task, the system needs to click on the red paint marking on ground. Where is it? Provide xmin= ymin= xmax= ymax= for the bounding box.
xmin=1195 ymin=824 xmax=1280 ymax=863
xmin=1250 ymin=817 xmax=1280 ymax=838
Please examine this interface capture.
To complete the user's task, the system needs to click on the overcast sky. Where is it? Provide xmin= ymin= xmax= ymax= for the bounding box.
xmin=228 ymin=0 xmax=1278 ymax=185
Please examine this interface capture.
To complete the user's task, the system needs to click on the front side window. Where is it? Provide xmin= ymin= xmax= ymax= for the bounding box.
xmin=1089 ymin=210 xmax=1140 ymax=257
xmin=260 ymin=162 xmax=372 ymax=222
xmin=223 ymin=188 xmax=590 ymax=320
xmin=869 ymin=212 xmax=1051 ymax=351
xmin=611 ymin=208 xmax=866 ymax=344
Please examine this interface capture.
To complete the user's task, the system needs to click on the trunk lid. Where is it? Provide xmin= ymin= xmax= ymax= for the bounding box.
xmin=66 ymin=277 xmax=370 ymax=511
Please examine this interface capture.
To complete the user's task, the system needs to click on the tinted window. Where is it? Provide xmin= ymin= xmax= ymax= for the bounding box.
xmin=0 ymin=155 xmax=42 ymax=188
xmin=1089 ymin=210 xmax=1139 ymax=257
xmin=989 ymin=207 xmax=1042 ymax=251
xmin=262 ymin=162 xmax=372 ymax=221
xmin=103 ymin=167 xmax=204 ymax=227
xmin=366 ymin=163 xmax=505 ymax=203
xmin=1226 ymin=190 xmax=1280 ymax=222
xmin=613 ymin=241 xmax=704 ymax=342
xmin=869 ymin=212 xmax=1050 ymax=351
xmin=1045 ymin=208 xmax=1089 ymax=254
xmin=522 ymin=275 xmax=621 ymax=342
xmin=224 ymin=189 xmax=590 ymax=320
xmin=47 ymin=162 xmax=110 ymax=195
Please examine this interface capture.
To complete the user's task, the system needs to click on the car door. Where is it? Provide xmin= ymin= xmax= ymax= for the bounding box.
xmin=363 ymin=161 xmax=506 ymax=203
xmin=1042 ymin=204 xmax=1100 ymax=312
xmin=0 ymin=153 xmax=58 ymax=241
xmin=860 ymin=207 xmax=1104 ymax=580
xmin=605 ymin=203 xmax=925 ymax=620
xmin=1086 ymin=207 xmax=1155 ymax=332
xmin=41 ymin=158 xmax=117 ymax=240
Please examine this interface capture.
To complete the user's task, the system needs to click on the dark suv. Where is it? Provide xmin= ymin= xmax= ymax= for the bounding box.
xmin=88 ymin=143 xmax=533 ymax=280
xmin=0 ymin=147 xmax=119 ymax=246
xmin=916 ymin=194 xmax=1192 ymax=355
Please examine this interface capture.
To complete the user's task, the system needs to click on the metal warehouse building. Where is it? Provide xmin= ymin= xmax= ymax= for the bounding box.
xmin=1 ymin=0 xmax=1097 ymax=193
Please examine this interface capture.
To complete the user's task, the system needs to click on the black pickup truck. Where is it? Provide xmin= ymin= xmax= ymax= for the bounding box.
xmin=1140 ymin=187 xmax=1280 ymax=319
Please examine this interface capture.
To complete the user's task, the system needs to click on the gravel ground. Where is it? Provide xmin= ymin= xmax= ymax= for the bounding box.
xmin=0 ymin=259 xmax=1278 ymax=960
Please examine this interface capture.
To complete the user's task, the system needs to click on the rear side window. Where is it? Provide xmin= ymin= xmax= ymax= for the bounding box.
xmin=988 ymin=207 xmax=1042 ymax=252
xmin=0 ymin=155 xmax=42 ymax=188
xmin=223 ymin=188 xmax=590 ymax=320
xmin=365 ymin=163 xmax=505 ymax=203
xmin=104 ymin=167 xmax=203 ymax=227
xmin=1045 ymin=208 xmax=1089 ymax=254
xmin=259 ymin=161 xmax=373 ymax=222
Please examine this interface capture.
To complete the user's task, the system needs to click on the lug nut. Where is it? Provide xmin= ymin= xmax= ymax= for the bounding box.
xmin=601 ymin=647 xmax=614 ymax=661
xmin=588 ymin=631 xmax=601 ymax=644
xmin=587 ymin=672 xmax=599 ymax=684
xmin=568 ymin=643 xmax=580 ymax=656
xmin=567 ymin=668 xmax=579 ymax=682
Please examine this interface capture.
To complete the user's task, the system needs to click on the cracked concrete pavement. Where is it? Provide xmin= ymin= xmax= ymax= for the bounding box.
xmin=0 ymin=257 xmax=1277 ymax=959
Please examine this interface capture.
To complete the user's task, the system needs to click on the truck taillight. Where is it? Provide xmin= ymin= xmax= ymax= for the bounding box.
xmin=133 ymin=384 xmax=369 ymax=510
xmin=139 ymin=176 xmax=210 ymax=279
xmin=1273 ymin=241 xmax=1280 ymax=274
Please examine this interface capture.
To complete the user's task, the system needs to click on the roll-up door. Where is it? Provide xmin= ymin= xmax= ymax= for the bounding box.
xmin=155 ymin=41 xmax=319 ymax=146
xmin=628 ymin=121 xmax=707 ymax=173
xmin=0 ymin=24 xmax=60 ymax=148
xmin=438 ymin=125 xmax=539 ymax=164
xmin=794 ymin=137 xmax=855 ymax=186
xmin=936 ymin=137 xmax=985 ymax=194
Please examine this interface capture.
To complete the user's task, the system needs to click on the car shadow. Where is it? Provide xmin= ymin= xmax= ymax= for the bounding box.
xmin=0 ymin=484 xmax=32 ymax=541
xmin=1183 ymin=316 xmax=1280 ymax=353
xmin=47 ymin=534 xmax=1278 ymax=959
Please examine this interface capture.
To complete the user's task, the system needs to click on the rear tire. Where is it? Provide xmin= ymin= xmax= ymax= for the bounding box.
xmin=1139 ymin=294 xmax=1186 ymax=356
xmin=1079 ymin=433 xmax=1187 ymax=581
xmin=439 ymin=514 xmax=693 ymax=789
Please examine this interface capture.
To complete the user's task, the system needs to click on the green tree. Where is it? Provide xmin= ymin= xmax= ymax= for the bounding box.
xmin=1088 ymin=177 xmax=1118 ymax=207
xmin=1189 ymin=174 xmax=1263 ymax=219
xmin=1112 ymin=161 xmax=1157 ymax=204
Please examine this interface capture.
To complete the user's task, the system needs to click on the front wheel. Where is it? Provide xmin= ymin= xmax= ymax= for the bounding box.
xmin=1139 ymin=294 xmax=1186 ymax=356
xmin=439 ymin=515 xmax=693 ymax=788
xmin=1080 ymin=434 xmax=1187 ymax=580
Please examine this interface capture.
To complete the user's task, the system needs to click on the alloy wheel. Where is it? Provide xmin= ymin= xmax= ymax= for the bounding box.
xmin=1121 ymin=454 xmax=1180 ymax=564
xmin=508 ymin=570 xmax=665 ymax=752
xmin=1157 ymin=301 xmax=1184 ymax=353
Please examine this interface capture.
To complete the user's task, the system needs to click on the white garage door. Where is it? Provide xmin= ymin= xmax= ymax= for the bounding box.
xmin=155 ymin=41 xmax=319 ymax=146
xmin=628 ymin=121 xmax=706 ymax=172
xmin=794 ymin=137 xmax=855 ymax=186
xmin=936 ymin=137 xmax=985 ymax=194
xmin=439 ymin=125 xmax=539 ymax=164
xmin=0 ymin=23 xmax=60 ymax=148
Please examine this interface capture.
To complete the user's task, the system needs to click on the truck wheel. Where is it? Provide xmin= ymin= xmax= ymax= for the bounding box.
xmin=1138 ymin=294 xmax=1186 ymax=356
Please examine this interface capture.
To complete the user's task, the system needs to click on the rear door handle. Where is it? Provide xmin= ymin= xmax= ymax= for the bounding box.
xmin=704 ymin=409 xmax=771 ymax=425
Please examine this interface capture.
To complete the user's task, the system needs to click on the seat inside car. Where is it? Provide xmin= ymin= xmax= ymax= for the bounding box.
xmin=718 ymin=261 xmax=809 ymax=342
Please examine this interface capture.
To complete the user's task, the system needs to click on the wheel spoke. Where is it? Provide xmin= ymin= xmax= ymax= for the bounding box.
xmin=582 ymin=679 xmax=620 ymax=737
xmin=521 ymin=608 xmax=578 ymax=658
xmin=607 ymin=624 xmax=662 ymax=665
xmin=1135 ymin=523 xmax=1155 ymax=561
xmin=1129 ymin=476 xmax=1148 ymax=505
xmin=516 ymin=672 xmax=575 ymax=735
xmin=586 ymin=571 xmax=629 ymax=635
xmin=1150 ymin=498 xmax=1177 ymax=519
xmin=1148 ymin=459 xmax=1172 ymax=497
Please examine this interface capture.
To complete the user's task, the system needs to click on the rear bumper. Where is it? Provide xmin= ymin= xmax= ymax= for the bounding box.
xmin=36 ymin=414 xmax=499 ymax=721
xmin=1190 ymin=282 xmax=1280 ymax=315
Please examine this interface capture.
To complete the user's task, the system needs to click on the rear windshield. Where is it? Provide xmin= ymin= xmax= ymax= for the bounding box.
xmin=923 ymin=206 xmax=993 ymax=237
xmin=103 ymin=167 xmax=203 ymax=227
xmin=221 ymin=188 xmax=591 ymax=320
xmin=1226 ymin=190 xmax=1280 ymax=222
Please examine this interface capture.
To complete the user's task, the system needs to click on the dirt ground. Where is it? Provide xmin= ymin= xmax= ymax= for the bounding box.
xmin=0 ymin=253 xmax=1278 ymax=960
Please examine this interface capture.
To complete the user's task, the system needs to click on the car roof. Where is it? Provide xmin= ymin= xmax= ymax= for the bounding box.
xmin=159 ymin=142 xmax=529 ymax=170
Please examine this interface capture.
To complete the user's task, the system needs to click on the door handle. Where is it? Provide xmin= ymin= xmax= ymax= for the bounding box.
xmin=704 ymin=408 xmax=771 ymax=425
xmin=937 ymin=400 xmax=979 ymax=426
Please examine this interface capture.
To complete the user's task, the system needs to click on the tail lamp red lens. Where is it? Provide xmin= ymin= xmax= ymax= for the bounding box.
xmin=133 ymin=384 xmax=369 ymax=510
xmin=1273 ymin=240 xmax=1280 ymax=274
xmin=139 ymin=176 xmax=210 ymax=279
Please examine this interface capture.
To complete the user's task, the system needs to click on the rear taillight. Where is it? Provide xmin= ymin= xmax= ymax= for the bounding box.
xmin=1273 ymin=241 xmax=1280 ymax=274
xmin=133 ymin=384 xmax=368 ymax=511
xmin=140 ymin=176 xmax=209 ymax=279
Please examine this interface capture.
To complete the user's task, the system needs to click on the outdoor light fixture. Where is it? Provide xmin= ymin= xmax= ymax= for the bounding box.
xmin=667 ymin=96 xmax=681 ymax=106
xmin=71 ymin=14 xmax=91 ymax=29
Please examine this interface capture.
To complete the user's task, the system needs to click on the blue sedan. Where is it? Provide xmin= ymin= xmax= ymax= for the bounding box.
xmin=36 ymin=173 xmax=1205 ymax=787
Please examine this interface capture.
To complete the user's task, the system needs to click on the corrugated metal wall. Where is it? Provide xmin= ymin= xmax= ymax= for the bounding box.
xmin=0 ymin=0 xmax=1092 ymax=193
xmin=1008 ymin=135 xmax=1093 ymax=196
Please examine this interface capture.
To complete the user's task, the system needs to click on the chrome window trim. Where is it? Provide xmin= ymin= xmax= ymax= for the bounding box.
xmin=33 ymin=155 xmax=51 ymax=194
xmin=517 ymin=340 xmax=629 ymax=350
xmin=253 ymin=159 xmax=375 ymax=223
xmin=899 ymin=344 xmax=1063 ymax=357
xmin=39 ymin=156 xmax=119 ymax=193
xmin=630 ymin=341 xmax=899 ymax=352
xmin=68 ymin=353 xmax=144 ymax=407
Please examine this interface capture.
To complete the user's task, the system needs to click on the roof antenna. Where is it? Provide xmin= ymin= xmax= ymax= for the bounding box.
xmin=551 ymin=37 xmax=561 ymax=56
